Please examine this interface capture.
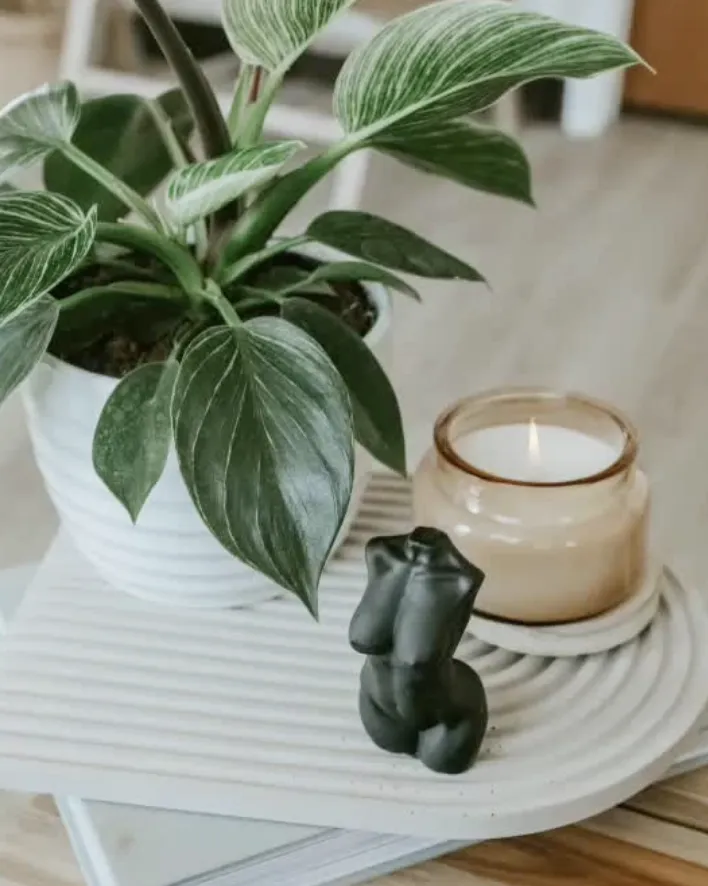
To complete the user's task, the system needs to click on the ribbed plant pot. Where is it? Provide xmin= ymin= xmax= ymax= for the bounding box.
xmin=23 ymin=282 xmax=392 ymax=609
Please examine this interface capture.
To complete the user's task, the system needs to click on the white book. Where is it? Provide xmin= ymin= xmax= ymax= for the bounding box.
xmin=2 ymin=562 xmax=706 ymax=886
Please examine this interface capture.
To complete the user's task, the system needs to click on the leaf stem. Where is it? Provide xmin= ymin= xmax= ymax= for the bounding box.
xmin=62 ymin=143 xmax=164 ymax=230
xmin=224 ymin=142 xmax=357 ymax=259
xmin=202 ymin=280 xmax=242 ymax=327
xmin=96 ymin=222 xmax=204 ymax=301
xmin=133 ymin=0 xmax=232 ymax=161
xmin=145 ymin=98 xmax=191 ymax=169
xmin=145 ymin=98 xmax=210 ymax=260
xmin=58 ymin=281 xmax=188 ymax=313
xmin=228 ymin=64 xmax=259 ymax=142
xmin=239 ymin=69 xmax=282 ymax=148
xmin=218 ymin=235 xmax=308 ymax=285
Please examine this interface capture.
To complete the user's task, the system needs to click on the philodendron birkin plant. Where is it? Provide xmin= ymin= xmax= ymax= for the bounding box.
xmin=0 ymin=0 xmax=641 ymax=614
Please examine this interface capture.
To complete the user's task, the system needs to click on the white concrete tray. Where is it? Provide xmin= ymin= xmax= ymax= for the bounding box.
xmin=0 ymin=476 xmax=706 ymax=841
xmin=467 ymin=560 xmax=664 ymax=656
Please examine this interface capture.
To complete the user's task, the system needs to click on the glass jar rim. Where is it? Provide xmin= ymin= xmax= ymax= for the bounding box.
xmin=433 ymin=388 xmax=639 ymax=488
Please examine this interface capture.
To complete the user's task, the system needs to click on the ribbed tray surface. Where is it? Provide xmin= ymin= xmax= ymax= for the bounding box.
xmin=0 ymin=476 xmax=705 ymax=840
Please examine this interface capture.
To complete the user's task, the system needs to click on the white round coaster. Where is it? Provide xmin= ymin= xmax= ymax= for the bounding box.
xmin=467 ymin=562 xmax=662 ymax=657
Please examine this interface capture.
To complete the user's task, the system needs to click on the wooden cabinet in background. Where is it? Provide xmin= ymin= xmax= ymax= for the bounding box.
xmin=625 ymin=0 xmax=708 ymax=117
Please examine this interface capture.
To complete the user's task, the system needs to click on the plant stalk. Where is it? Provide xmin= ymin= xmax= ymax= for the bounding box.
xmin=62 ymin=143 xmax=164 ymax=230
xmin=145 ymin=98 xmax=191 ymax=169
xmin=133 ymin=0 xmax=231 ymax=161
xmin=218 ymin=235 xmax=308 ymax=286
xmin=58 ymin=281 xmax=188 ymax=313
xmin=145 ymin=98 xmax=210 ymax=259
xmin=228 ymin=64 xmax=259 ymax=143
xmin=223 ymin=142 xmax=358 ymax=259
xmin=202 ymin=281 xmax=242 ymax=327
xmin=96 ymin=222 xmax=204 ymax=301
xmin=239 ymin=69 xmax=281 ymax=148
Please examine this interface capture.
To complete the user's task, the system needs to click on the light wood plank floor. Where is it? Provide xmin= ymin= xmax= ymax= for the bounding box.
xmin=4 ymin=116 xmax=708 ymax=884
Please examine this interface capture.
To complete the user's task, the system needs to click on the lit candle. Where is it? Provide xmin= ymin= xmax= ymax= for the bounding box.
xmin=454 ymin=418 xmax=621 ymax=484
xmin=413 ymin=390 xmax=650 ymax=624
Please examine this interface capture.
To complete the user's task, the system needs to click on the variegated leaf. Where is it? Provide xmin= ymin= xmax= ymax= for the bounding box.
xmin=222 ymin=0 xmax=356 ymax=72
xmin=0 ymin=191 xmax=96 ymax=320
xmin=0 ymin=82 xmax=80 ymax=180
xmin=44 ymin=90 xmax=194 ymax=222
xmin=378 ymin=119 xmax=533 ymax=206
xmin=173 ymin=318 xmax=354 ymax=612
xmin=93 ymin=359 xmax=179 ymax=522
xmin=334 ymin=0 xmax=641 ymax=141
xmin=307 ymin=211 xmax=484 ymax=281
xmin=165 ymin=141 xmax=303 ymax=226
xmin=0 ymin=296 xmax=58 ymax=406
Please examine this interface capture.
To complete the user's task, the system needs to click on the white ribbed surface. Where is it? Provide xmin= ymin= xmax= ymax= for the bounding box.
xmin=21 ymin=272 xmax=391 ymax=609
xmin=0 ymin=476 xmax=706 ymax=840
xmin=467 ymin=560 xmax=663 ymax=657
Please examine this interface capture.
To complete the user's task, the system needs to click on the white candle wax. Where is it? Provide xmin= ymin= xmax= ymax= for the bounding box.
xmin=454 ymin=422 xmax=620 ymax=483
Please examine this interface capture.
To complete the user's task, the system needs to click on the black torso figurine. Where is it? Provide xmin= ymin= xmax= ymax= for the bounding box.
xmin=349 ymin=527 xmax=488 ymax=775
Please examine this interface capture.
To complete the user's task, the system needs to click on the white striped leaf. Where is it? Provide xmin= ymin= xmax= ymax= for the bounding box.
xmin=0 ymin=296 xmax=58 ymax=406
xmin=378 ymin=119 xmax=533 ymax=206
xmin=93 ymin=359 xmax=179 ymax=522
xmin=0 ymin=82 xmax=79 ymax=180
xmin=172 ymin=318 xmax=354 ymax=613
xmin=222 ymin=0 xmax=356 ymax=72
xmin=0 ymin=191 xmax=97 ymax=320
xmin=307 ymin=212 xmax=484 ymax=281
xmin=165 ymin=141 xmax=302 ymax=226
xmin=334 ymin=0 xmax=641 ymax=141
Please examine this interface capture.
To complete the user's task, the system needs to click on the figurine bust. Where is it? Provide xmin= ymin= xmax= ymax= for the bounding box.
xmin=349 ymin=526 xmax=488 ymax=775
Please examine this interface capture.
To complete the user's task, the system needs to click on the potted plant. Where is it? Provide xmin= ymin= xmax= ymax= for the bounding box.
xmin=0 ymin=0 xmax=640 ymax=614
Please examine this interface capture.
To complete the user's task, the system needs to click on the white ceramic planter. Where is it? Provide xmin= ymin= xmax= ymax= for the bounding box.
xmin=23 ymin=280 xmax=392 ymax=609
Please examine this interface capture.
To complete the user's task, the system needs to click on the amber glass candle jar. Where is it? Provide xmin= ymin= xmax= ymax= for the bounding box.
xmin=412 ymin=389 xmax=650 ymax=624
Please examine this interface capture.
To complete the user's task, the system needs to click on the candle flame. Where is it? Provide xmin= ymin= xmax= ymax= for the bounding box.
xmin=528 ymin=417 xmax=541 ymax=466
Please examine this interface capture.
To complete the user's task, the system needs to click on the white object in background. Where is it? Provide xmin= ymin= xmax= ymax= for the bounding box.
xmin=519 ymin=0 xmax=636 ymax=137
xmin=22 ymin=270 xmax=391 ymax=609
xmin=0 ymin=477 xmax=705 ymax=841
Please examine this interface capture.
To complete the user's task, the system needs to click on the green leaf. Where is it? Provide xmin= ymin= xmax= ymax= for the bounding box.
xmin=44 ymin=91 xmax=194 ymax=223
xmin=334 ymin=0 xmax=642 ymax=142
xmin=0 ymin=192 xmax=97 ymax=320
xmin=222 ymin=0 xmax=357 ymax=73
xmin=172 ymin=318 xmax=354 ymax=613
xmin=378 ymin=119 xmax=533 ymax=206
xmin=283 ymin=298 xmax=405 ymax=475
xmin=284 ymin=260 xmax=421 ymax=300
xmin=0 ymin=296 xmax=58 ymax=406
xmin=93 ymin=359 xmax=178 ymax=522
xmin=165 ymin=141 xmax=303 ymax=226
xmin=307 ymin=212 xmax=483 ymax=281
xmin=0 ymin=82 xmax=79 ymax=180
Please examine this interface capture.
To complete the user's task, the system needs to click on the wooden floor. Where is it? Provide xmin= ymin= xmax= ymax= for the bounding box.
xmin=5 ymin=116 xmax=708 ymax=884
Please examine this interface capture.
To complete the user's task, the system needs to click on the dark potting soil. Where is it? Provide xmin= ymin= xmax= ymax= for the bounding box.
xmin=51 ymin=252 xmax=376 ymax=378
